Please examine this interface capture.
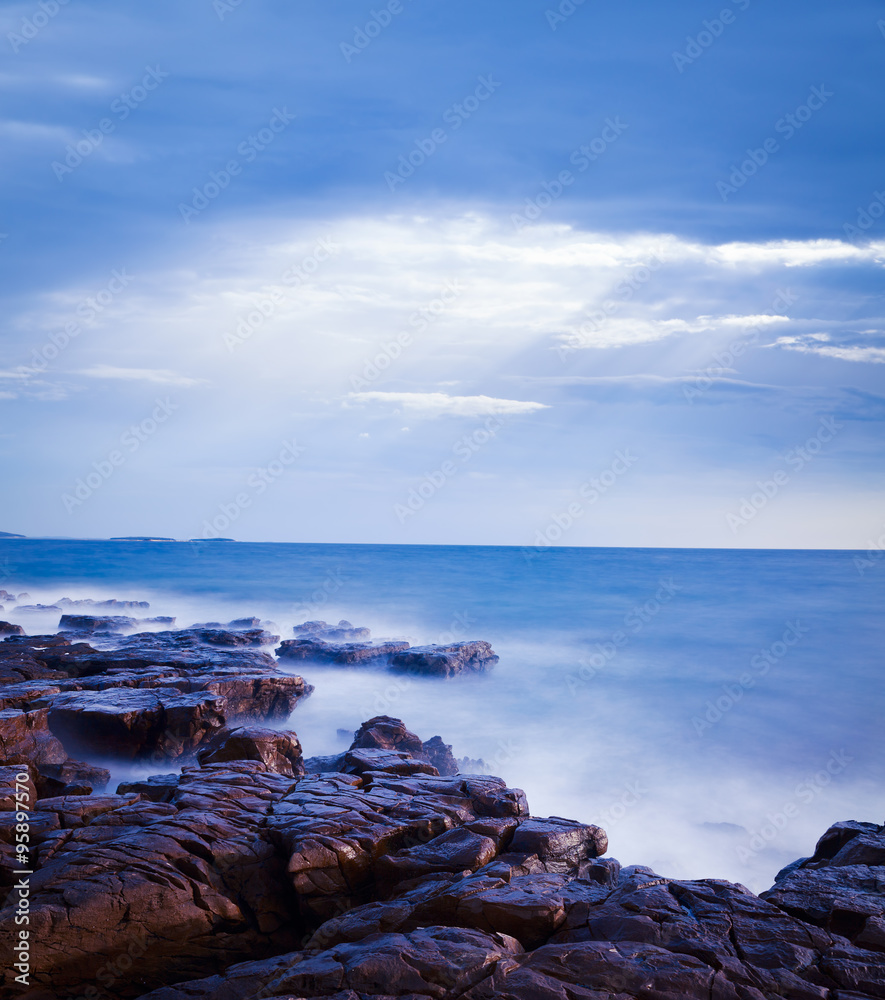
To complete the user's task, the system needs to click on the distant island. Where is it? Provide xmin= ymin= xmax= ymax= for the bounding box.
xmin=109 ymin=536 xmax=178 ymax=542
xmin=0 ymin=531 xmax=25 ymax=538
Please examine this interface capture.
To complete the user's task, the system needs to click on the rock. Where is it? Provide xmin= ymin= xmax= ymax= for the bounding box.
xmin=0 ymin=762 xmax=304 ymax=995
xmin=47 ymin=687 xmax=227 ymax=760
xmin=293 ymin=618 xmax=372 ymax=640
xmin=389 ymin=640 xmax=499 ymax=677
xmin=196 ymin=725 xmax=305 ymax=777
xmin=13 ymin=603 xmax=61 ymax=612
xmin=0 ymin=763 xmax=36 ymax=810
xmin=35 ymin=758 xmax=111 ymax=797
xmin=132 ymin=926 xmax=524 ymax=1000
xmin=508 ymin=816 xmax=608 ymax=871
xmin=58 ymin=613 xmax=175 ymax=633
xmin=0 ymin=706 xmax=68 ymax=767
xmin=275 ymin=637 xmax=409 ymax=664
xmin=0 ymin=621 xmax=23 ymax=636
xmin=423 ymin=735 xmax=460 ymax=775
xmin=351 ymin=715 xmax=425 ymax=756
xmin=116 ymin=773 xmax=180 ymax=802
xmin=57 ymin=597 xmax=151 ymax=609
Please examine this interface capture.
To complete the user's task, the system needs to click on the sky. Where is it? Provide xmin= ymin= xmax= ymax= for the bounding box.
xmin=1 ymin=0 xmax=884 ymax=547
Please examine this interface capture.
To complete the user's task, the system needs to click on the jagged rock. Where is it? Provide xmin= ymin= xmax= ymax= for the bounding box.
xmin=0 ymin=762 xmax=302 ymax=995
xmin=133 ymin=926 xmax=524 ymax=1000
xmin=293 ymin=619 xmax=372 ymax=640
xmin=57 ymin=597 xmax=151 ymax=609
xmin=276 ymin=637 xmax=409 ymax=664
xmin=116 ymin=773 xmax=180 ymax=802
xmin=35 ymin=758 xmax=111 ymax=797
xmin=196 ymin=725 xmax=305 ymax=777
xmin=0 ymin=706 xmax=68 ymax=766
xmin=47 ymin=687 xmax=227 ymax=759
xmin=389 ymin=640 xmax=499 ymax=677
xmin=58 ymin=613 xmax=175 ymax=632
xmin=423 ymin=735 xmax=460 ymax=776
xmin=351 ymin=715 xmax=425 ymax=756
xmin=0 ymin=621 xmax=23 ymax=636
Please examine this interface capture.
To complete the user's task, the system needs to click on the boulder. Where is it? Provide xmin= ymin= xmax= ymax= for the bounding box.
xmin=293 ymin=618 xmax=372 ymax=640
xmin=196 ymin=725 xmax=305 ymax=777
xmin=0 ymin=621 xmax=23 ymax=636
xmin=275 ymin=637 xmax=409 ymax=663
xmin=47 ymin=687 xmax=227 ymax=759
xmin=389 ymin=640 xmax=499 ymax=677
xmin=58 ymin=613 xmax=175 ymax=632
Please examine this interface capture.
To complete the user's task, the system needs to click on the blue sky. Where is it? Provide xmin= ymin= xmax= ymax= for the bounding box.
xmin=1 ymin=0 xmax=884 ymax=546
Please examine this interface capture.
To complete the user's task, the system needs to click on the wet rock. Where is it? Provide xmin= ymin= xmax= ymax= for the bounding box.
xmin=35 ymin=758 xmax=111 ymax=797
xmin=196 ymin=725 xmax=305 ymax=777
xmin=294 ymin=618 xmax=372 ymax=640
xmin=47 ymin=687 xmax=227 ymax=760
xmin=0 ymin=706 xmax=68 ymax=767
xmin=133 ymin=926 xmax=524 ymax=1000
xmin=389 ymin=640 xmax=499 ymax=677
xmin=58 ymin=613 xmax=175 ymax=632
xmin=276 ymin=637 xmax=409 ymax=664
xmin=351 ymin=715 xmax=425 ymax=756
xmin=0 ymin=762 xmax=303 ymax=995
xmin=116 ymin=773 xmax=180 ymax=802
xmin=0 ymin=621 xmax=23 ymax=636
xmin=422 ymin=735 xmax=460 ymax=776
xmin=57 ymin=597 xmax=151 ymax=609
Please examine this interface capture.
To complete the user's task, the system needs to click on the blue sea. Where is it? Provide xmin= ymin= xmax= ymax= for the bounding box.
xmin=1 ymin=538 xmax=882 ymax=892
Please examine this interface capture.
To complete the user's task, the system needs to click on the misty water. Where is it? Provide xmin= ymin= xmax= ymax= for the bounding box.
xmin=2 ymin=538 xmax=881 ymax=893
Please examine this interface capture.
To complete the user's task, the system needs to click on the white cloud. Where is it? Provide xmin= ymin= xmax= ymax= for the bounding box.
xmin=347 ymin=391 xmax=548 ymax=418
xmin=772 ymin=335 xmax=885 ymax=364
xmin=75 ymin=365 xmax=207 ymax=386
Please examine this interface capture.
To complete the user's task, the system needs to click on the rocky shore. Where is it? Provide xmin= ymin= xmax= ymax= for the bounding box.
xmin=0 ymin=608 xmax=883 ymax=998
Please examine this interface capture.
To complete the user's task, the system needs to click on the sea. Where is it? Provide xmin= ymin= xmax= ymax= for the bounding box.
xmin=1 ymin=538 xmax=882 ymax=893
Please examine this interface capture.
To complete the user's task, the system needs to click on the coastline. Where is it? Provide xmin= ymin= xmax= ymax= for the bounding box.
xmin=0 ymin=606 xmax=883 ymax=997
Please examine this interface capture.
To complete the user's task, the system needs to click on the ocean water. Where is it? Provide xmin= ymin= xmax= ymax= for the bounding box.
xmin=1 ymin=538 xmax=882 ymax=892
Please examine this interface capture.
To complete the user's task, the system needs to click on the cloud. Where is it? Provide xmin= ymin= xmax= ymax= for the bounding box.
xmin=771 ymin=334 xmax=885 ymax=365
xmin=75 ymin=366 xmax=207 ymax=387
xmin=347 ymin=391 xmax=549 ymax=418
xmin=711 ymin=239 xmax=883 ymax=268
xmin=560 ymin=314 xmax=790 ymax=350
